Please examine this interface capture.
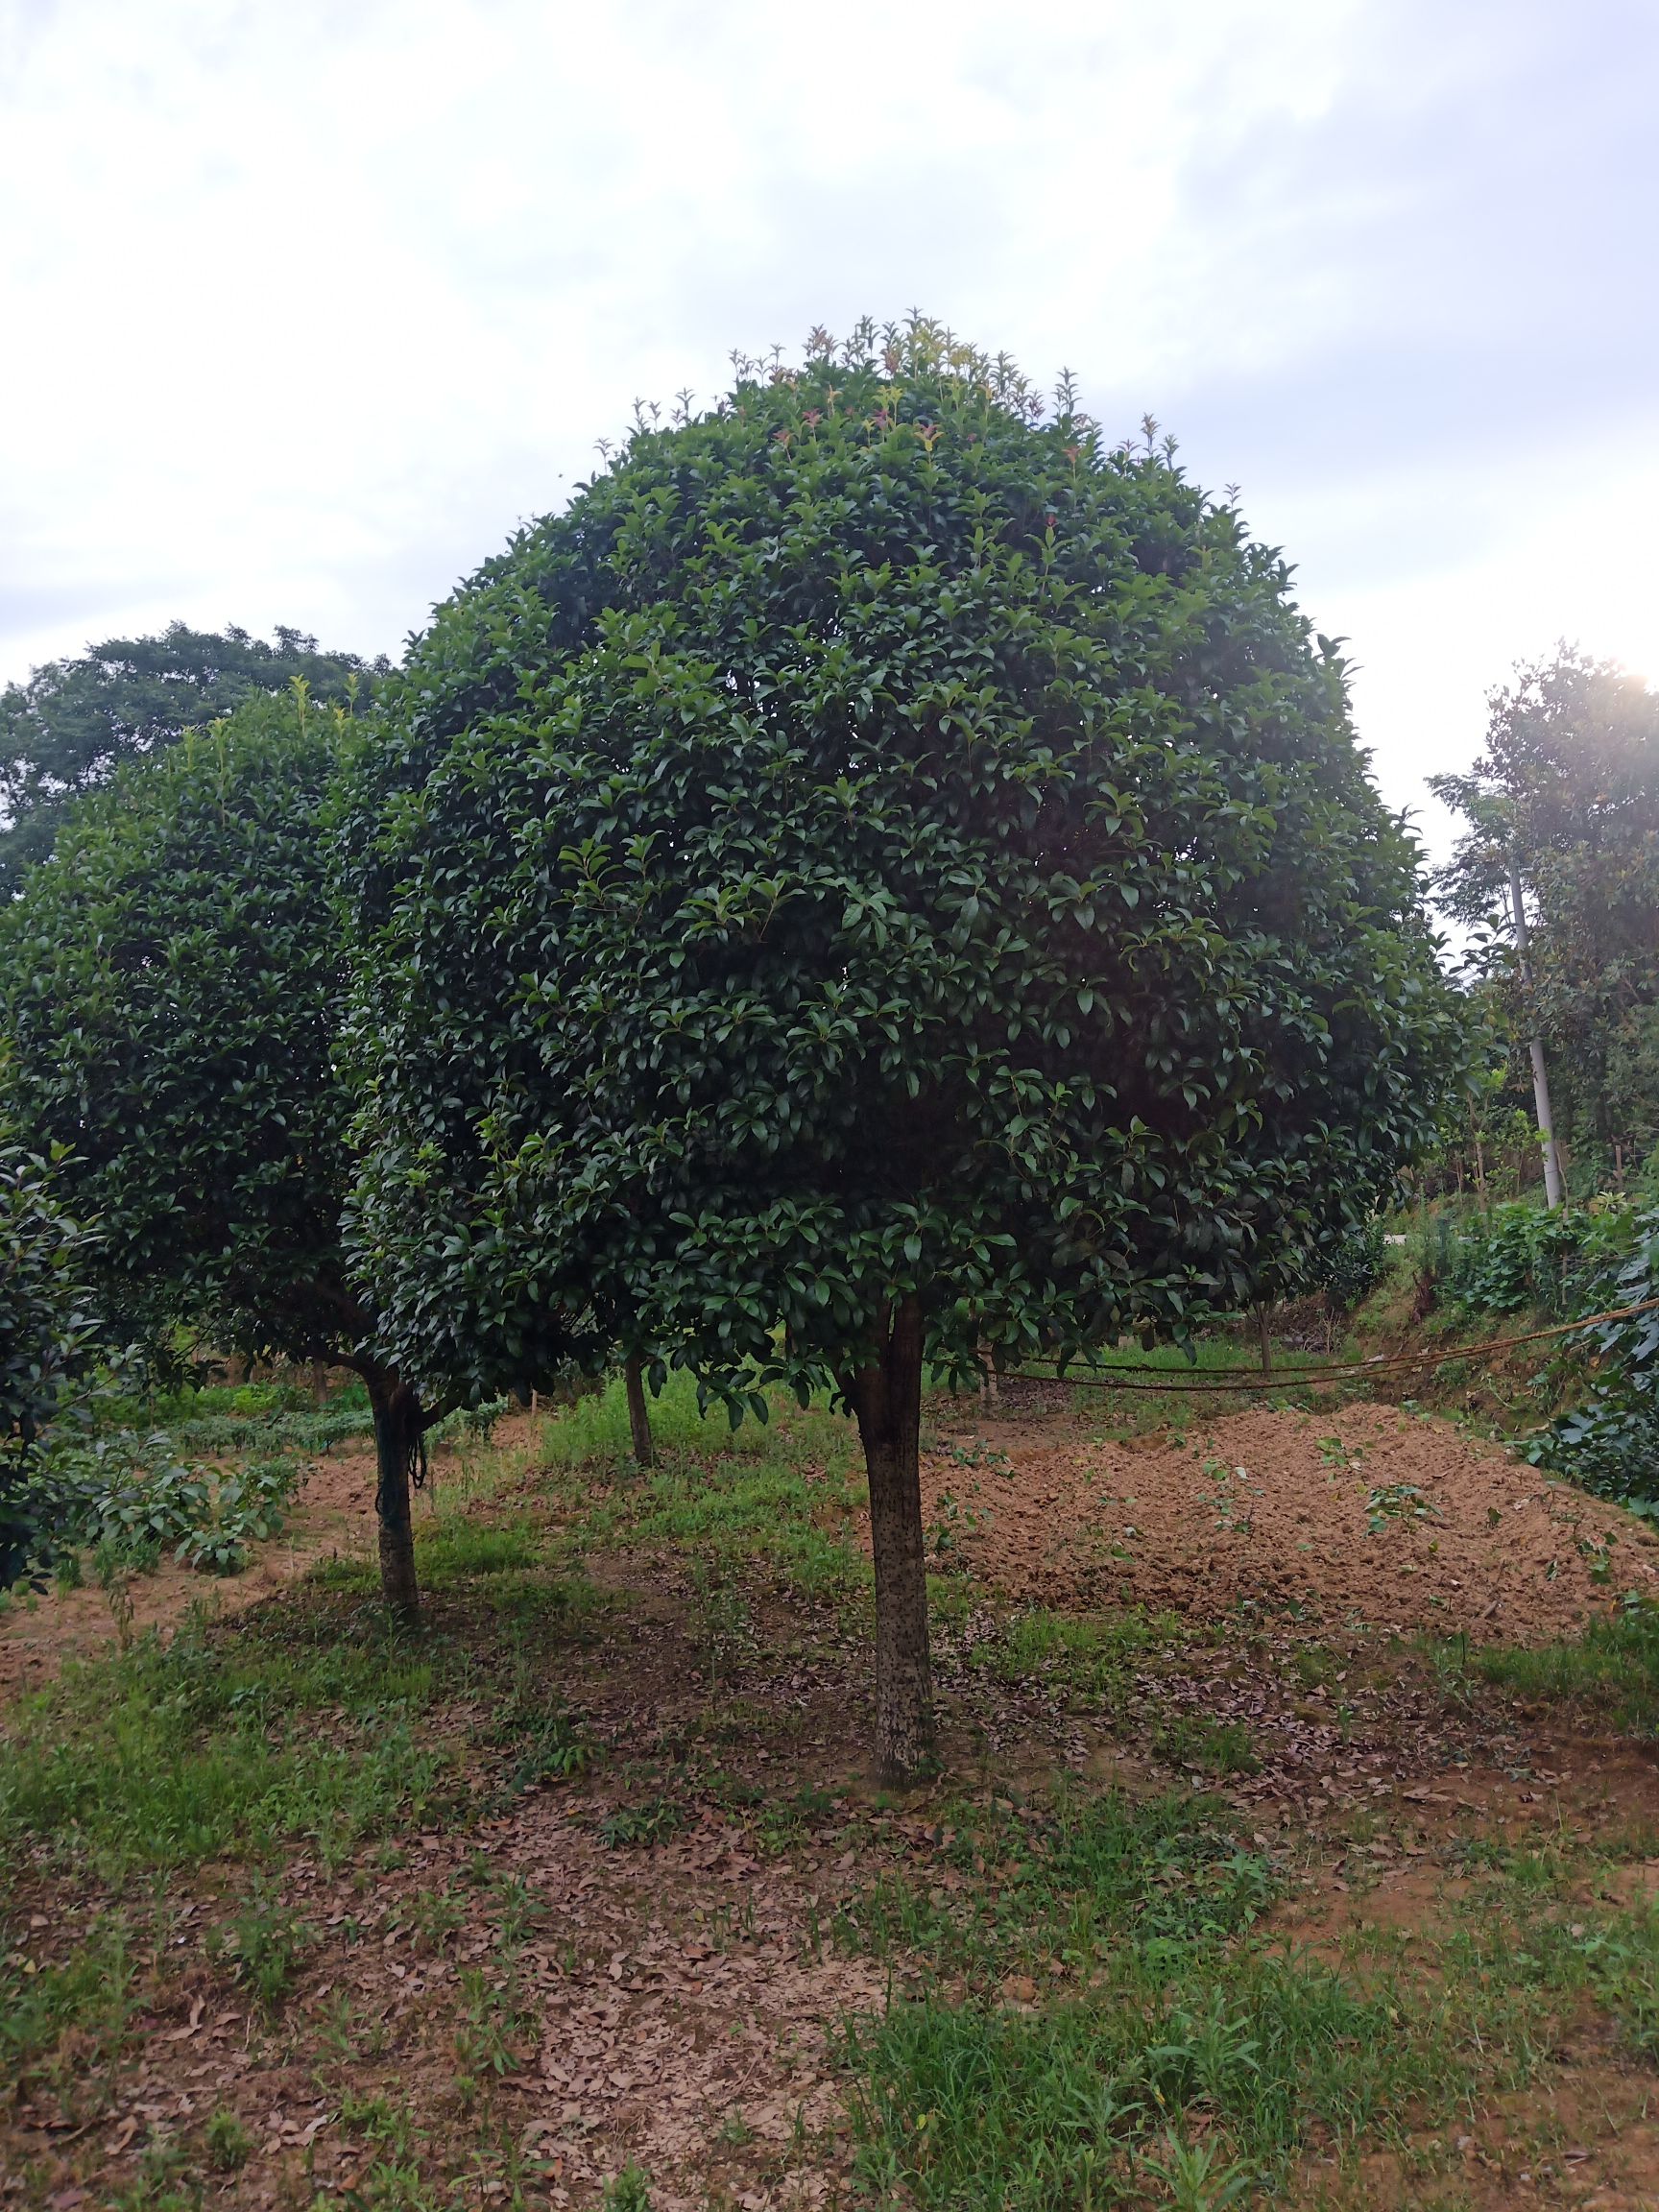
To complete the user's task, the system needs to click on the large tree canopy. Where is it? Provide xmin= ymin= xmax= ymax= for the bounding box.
xmin=347 ymin=320 xmax=1461 ymax=1772
xmin=1431 ymin=648 xmax=1659 ymax=1170
xmin=0 ymin=691 xmax=431 ymax=1615
xmin=0 ymin=621 xmax=387 ymax=893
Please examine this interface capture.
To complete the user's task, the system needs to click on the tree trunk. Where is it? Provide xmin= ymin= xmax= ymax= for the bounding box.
xmin=624 ymin=1356 xmax=656 ymax=1469
xmin=843 ymin=1296 xmax=934 ymax=1786
xmin=1256 ymin=1305 xmax=1273 ymax=1379
xmin=365 ymin=1367 xmax=421 ymax=1625
xmin=1508 ymin=856 xmax=1564 ymax=1209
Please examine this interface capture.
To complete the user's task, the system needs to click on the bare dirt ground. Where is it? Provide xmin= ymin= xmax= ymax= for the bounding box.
xmin=921 ymin=1384 xmax=1653 ymax=1641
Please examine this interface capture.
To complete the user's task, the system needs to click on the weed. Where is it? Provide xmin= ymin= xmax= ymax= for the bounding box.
xmin=928 ymin=1487 xmax=992 ymax=1563
xmin=601 ymin=2167 xmax=653 ymax=2212
xmin=687 ymin=1556 xmax=755 ymax=1690
xmin=1576 ymin=1530 xmax=1618 ymax=1583
xmin=498 ymin=1699 xmax=592 ymax=1792
xmin=1478 ymin=1597 xmax=1659 ymax=1731
xmin=987 ymin=1607 xmax=1182 ymax=1702
xmin=1570 ymin=1902 xmax=1659 ymax=2054
xmin=212 ymin=1880 xmax=315 ymax=2011
xmin=95 ymin=1539 xmax=137 ymax=1648
xmin=1201 ymin=1457 xmax=1258 ymax=1536
xmin=0 ymin=1911 xmax=136 ymax=2073
xmin=1141 ymin=2129 xmax=1257 ymax=2209
xmin=941 ymin=1438 xmax=1015 ymax=1478
xmin=204 ymin=2108 xmax=253 ymax=2172
xmin=488 ymin=1871 xmax=549 ymax=1948
xmin=599 ymin=1797 xmax=685 ymax=1848
xmin=453 ymin=1965 xmax=534 ymax=2075
xmin=1316 ymin=1435 xmax=1361 ymax=1473
xmin=0 ymin=1614 xmax=456 ymax=1885
xmin=341 ymin=2092 xmax=417 ymax=2155
xmin=416 ymin=1515 xmax=539 ymax=1586
xmin=408 ymin=1890 xmax=466 ymax=1954
xmin=1155 ymin=1715 xmax=1261 ymax=1777
xmin=1364 ymin=1481 xmax=1440 ymax=1536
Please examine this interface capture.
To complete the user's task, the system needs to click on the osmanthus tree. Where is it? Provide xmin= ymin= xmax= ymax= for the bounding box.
xmin=0 ymin=691 xmax=444 ymax=1619
xmin=347 ymin=319 xmax=1462 ymax=1779
xmin=0 ymin=621 xmax=387 ymax=894
xmin=0 ymin=1144 xmax=99 ymax=1584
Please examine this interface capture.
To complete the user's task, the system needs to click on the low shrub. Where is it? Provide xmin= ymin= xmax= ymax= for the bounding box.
xmin=23 ymin=1431 xmax=301 ymax=1575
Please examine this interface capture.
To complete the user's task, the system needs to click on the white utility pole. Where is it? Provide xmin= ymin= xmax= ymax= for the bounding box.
xmin=1507 ymin=855 xmax=1564 ymax=1209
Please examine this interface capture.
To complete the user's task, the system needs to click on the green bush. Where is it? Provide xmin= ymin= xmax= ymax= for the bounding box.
xmin=1315 ymin=1218 xmax=1389 ymax=1311
xmin=30 ymin=1430 xmax=301 ymax=1575
xmin=1443 ymin=1200 xmax=1637 ymax=1319
xmin=1526 ymin=1209 xmax=1659 ymax=1500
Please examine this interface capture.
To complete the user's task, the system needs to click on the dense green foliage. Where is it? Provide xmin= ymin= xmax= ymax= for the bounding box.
xmin=347 ymin=321 xmax=1460 ymax=1407
xmin=1431 ymin=649 xmax=1659 ymax=1180
xmin=0 ymin=622 xmax=385 ymax=892
xmin=1429 ymin=1196 xmax=1659 ymax=1499
xmin=41 ymin=1431 xmax=300 ymax=1575
xmin=0 ymin=1145 xmax=99 ymax=1582
xmin=1527 ymin=1214 xmax=1659 ymax=1498
xmin=0 ymin=692 xmax=360 ymax=1365
xmin=1441 ymin=1199 xmax=1641 ymax=1318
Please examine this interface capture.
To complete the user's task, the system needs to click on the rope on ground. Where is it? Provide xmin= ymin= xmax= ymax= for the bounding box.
xmin=1003 ymin=1293 xmax=1659 ymax=1397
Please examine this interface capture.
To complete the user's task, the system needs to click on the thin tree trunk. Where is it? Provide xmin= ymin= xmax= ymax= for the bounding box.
xmin=1508 ymin=856 xmax=1564 ymax=1209
xmin=624 ymin=1355 xmax=656 ymax=1469
xmin=1256 ymin=1305 xmax=1274 ymax=1379
xmin=365 ymin=1367 xmax=421 ymax=1625
xmin=843 ymin=1296 xmax=934 ymax=1786
xmin=977 ymin=1340 xmax=999 ymax=1405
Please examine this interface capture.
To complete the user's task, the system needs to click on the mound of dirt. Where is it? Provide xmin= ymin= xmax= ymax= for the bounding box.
xmin=922 ymin=1397 xmax=1657 ymax=1642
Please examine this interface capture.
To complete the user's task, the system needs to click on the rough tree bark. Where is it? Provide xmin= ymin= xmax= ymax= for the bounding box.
xmin=623 ymin=1355 xmax=656 ymax=1468
xmin=1256 ymin=1306 xmax=1274 ymax=1379
xmin=842 ymin=1295 xmax=934 ymax=1785
xmin=364 ymin=1366 xmax=422 ymax=1625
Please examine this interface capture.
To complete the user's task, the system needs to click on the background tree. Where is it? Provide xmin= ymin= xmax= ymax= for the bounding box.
xmin=1431 ymin=648 xmax=1659 ymax=1186
xmin=0 ymin=621 xmax=388 ymax=893
xmin=0 ymin=1144 xmax=99 ymax=1585
xmin=0 ymin=690 xmax=433 ymax=1617
xmin=347 ymin=319 xmax=1462 ymax=1780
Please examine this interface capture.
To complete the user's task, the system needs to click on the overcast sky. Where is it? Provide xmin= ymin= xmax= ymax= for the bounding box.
xmin=3 ymin=0 xmax=1655 ymax=851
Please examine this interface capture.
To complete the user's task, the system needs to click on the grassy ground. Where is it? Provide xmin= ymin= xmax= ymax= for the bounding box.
xmin=7 ymin=1371 xmax=1659 ymax=2208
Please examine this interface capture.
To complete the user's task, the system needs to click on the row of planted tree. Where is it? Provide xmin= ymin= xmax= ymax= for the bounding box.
xmin=0 ymin=321 xmax=1469 ymax=1781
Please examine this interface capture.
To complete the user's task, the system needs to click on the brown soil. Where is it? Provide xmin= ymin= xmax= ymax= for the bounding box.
xmin=922 ymin=1389 xmax=1654 ymax=1641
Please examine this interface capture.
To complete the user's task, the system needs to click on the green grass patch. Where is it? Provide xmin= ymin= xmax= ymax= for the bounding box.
xmin=982 ymin=1606 xmax=1186 ymax=1699
xmin=837 ymin=1788 xmax=1276 ymax=1977
xmin=536 ymin=1368 xmax=797 ymax=1469
xmin=832 ymin=1785 xmax=1450 ymax=2206
xmin=0 ymin=1909 xmax=140 ymax=2075
xmin=414 ymin=1515 xmax=541 ymax=1585
xmin=0 ymin=1611 xmax=459 ymax=1884
xmin=1474 ymin=1598 xmax=1659 ymax=1731
xmin=845 ymin=1955 xmax=1416 ymax=2210
xmin=544 ymin=1376 xmax=869 ymax=1600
